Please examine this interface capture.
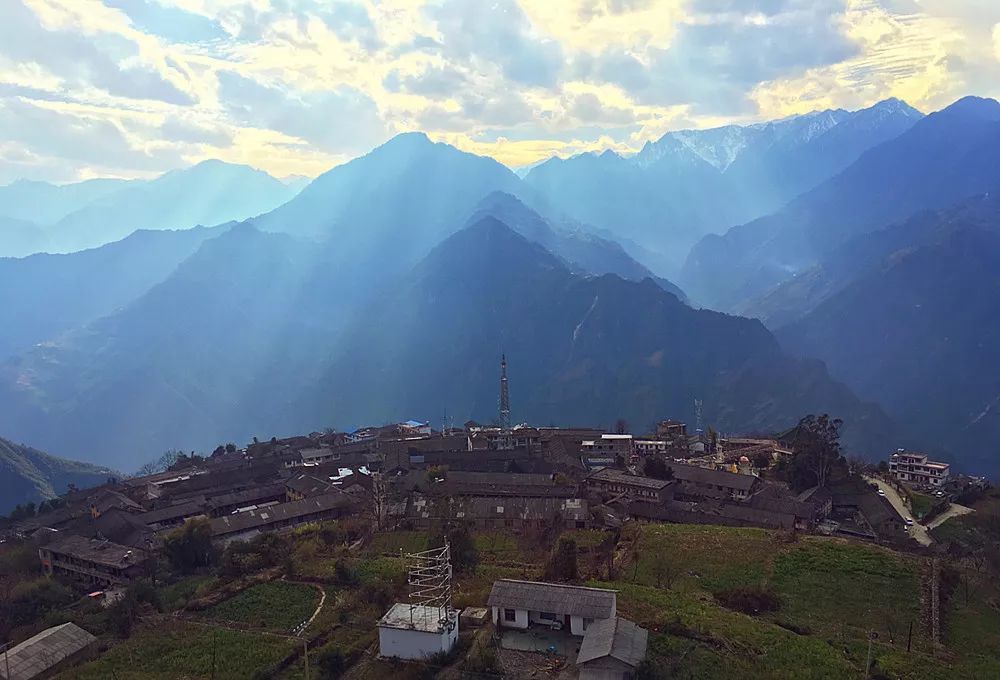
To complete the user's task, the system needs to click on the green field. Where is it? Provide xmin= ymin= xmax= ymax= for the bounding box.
xmin=57 ymin=621 xmax=294 ymax=680
xmin=195 ymin=581 xmax=319 ymax=632
xmin=617 ymin=523 xmax=998 ymax=679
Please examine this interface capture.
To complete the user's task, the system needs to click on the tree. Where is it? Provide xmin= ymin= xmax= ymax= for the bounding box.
xmin=544 ymin=537 xmax=578 ymax=581
xmin=7 ymin=503 xmax=36 ymax=521
xmin=163 ymin=517 xmax=216 ymax=573
xmin=785 ymin=414 xmax=844 ymax=490
xmin=615 ymin=418 xmax=629 ymax=435
xmin=643 ymin=457 xmax=674 ymax=480
xmin=752 ymin=451 xmax=772 ymax=470
xmin=651 ymin=558 xmax=680 ymax=589
xmin=225 ymin=442 xmax=237 ymax=454
xmin=432 ymin=525 xmax=479 ymax=573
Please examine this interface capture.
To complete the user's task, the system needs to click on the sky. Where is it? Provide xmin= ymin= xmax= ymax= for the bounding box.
xmin=1 ymin=0 xmax=999 ymax=184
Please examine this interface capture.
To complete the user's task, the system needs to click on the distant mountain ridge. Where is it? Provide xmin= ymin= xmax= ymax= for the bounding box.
xmin=0 ymin=437 xmax=114 ymax=515
xmin=525 ymin=99 xmax=922 ymax=274
xmin=0 ymin=161 xmax=301 ymax=256
xmin=681 ymin=96 xmax=1000 ymax=310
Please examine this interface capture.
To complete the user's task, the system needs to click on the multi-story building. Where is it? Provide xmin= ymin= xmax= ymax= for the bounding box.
xmin=39 ymin=534 xmax=151 ymax=586
xmin=581 ymin=434 xmax=634 ymax=460
xmin=888 ymin=449 xmax=950 ymax=487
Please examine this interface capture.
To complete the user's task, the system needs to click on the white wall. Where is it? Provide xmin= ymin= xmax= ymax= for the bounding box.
xmin=492 ymin=606 xmax=529 ymax=630
xmin=378 ymin=623 xmax=458 ymax=661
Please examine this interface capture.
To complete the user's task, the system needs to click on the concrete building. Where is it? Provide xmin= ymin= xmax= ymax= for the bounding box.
xmin=38 ymin=535 xmax=150 ymax=586
xmin=488 ymin=579 xmax=616 ymax=637
xmin=888 ymin=449 xmax=950 ymax=487
xmin=581 ymin=434 xmax=634 ymax=460
xmin=377 ymin=603 xmax=458 ymax=660
xmin=585 ymin=468 xmax=672 ymax=503
xmin=208 ymin=491 xmax=355 ymax=545
xmin=0 ymin=623 xmax=97 ymax=680
xmin=576 ymin=616 xmax=648 ymax=680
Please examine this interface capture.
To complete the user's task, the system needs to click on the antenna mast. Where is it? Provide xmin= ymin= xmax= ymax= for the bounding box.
xmin=499 ymin=354 xmax=511 ymax=433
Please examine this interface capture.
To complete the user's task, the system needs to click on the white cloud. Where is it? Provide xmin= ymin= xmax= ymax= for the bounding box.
xmin=0 ymin=0 xmax=998 ymax=181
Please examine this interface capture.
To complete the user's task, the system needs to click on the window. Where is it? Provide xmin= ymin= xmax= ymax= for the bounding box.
xmin=539 ymin=612 xmax=557 ymax=621
xmin=504 ymin=609 xmax=516 ymax=622
xmin=583 ymin=618 xmax=593 ymax=629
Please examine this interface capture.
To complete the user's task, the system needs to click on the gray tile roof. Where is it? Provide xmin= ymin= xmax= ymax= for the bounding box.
xmin=45 ymin=534 xmax=149 ymax=568
xmin=587 ymin=468 xmax=671 ymax=490
xmin=487 ymin=579 xmax=616 ymax=619
xmin=208 ymin=491 xmax=352 ymax=536
xmin=0 ymin=622 xmax=96 ymax=680
xmin=577 ymin=617 xmax=648 ymax=668
xmin=667 ymin=462 xmax=759 ymax=491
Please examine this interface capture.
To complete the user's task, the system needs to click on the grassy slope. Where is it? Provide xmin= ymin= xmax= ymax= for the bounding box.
xmin=0 ymin=437 xmax=114 ymax=514
xmin=619 ymin=523 xmax=997 ymax=680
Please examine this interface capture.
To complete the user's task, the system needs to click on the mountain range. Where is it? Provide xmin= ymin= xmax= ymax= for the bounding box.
xmin=525 ymin=99 xmax=922 ymax=274
xmin=1 ymin=95 xmax=998 ymax=479
xmin=681 ymin=96 xmax=1000 ymax=311
xmin=0 ymin=161 xmax=301 ymax=256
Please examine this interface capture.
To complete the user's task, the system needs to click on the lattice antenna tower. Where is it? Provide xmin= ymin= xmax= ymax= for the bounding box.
xmin=694 ymin=398 xmax=704 ymax=432
xmin=498 ymin=354 xmax=512 ymax=434
xmin=405 ymin=542 xmax=454 ymax=628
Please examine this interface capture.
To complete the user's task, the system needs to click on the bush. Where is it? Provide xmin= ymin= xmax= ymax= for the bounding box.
xmin=544 ymin=537 xmax=578 ymax=581
xmin=317 ymin=647 xmax=346 ymax=679
xmin=163 ymin=517 xmax=217 ymax=573
xmin=713 ymin=586 xmax=781 ymax=615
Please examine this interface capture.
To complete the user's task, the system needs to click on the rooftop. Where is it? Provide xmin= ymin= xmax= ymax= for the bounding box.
xmin=587 ymin=467 xmax=671 ymax=490
xmin=487 ymin=579 xmax=616 ymax=620
xmin=577 ymin=616 xmax=648 ymax=668
xmin=0 ymin=622 xmax=97 ymax=680
xmin=377 ymin=603 xmax=456 ymax=633
xmin=45 ymin=534 xmax=149 ymax=568
xmin=209 ymin=491 xmax=353 ymax=536
xmin=667 ymin=462 xmax=759 ymax=491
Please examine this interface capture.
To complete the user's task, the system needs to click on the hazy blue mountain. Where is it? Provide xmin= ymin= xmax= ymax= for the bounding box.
xmin=254 ymin=132 xmax=526 ymax=267
xmin=0 ymin=437 xmax=114 ymax=515
xmin=0 ymin=177 xmax=134 ymax=226
xmin=0 ymin=226 xmax=223 ymax=360
xmin=778 ymin=221 xmax=1000 ymax=477
xmin=304 ymin=217 xmax=893 ymax=454
xmin=43 ymin=160 xmax=299 ymax=253
xmin=682 ymin=96 xmax=1000 ymax=310
xmin=469 ymin=192 xmax=687 ymax=302
xmin=526 ymin=100 xmax=921 ymax=275
xmin=0 ymin=215 xmax=48 ymax=258
xmin=0 ymin=224 xmax=327 ymax=471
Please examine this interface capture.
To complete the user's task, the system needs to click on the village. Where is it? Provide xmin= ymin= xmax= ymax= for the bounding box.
xmin=0 ymin=360 xmax=995 ymax=679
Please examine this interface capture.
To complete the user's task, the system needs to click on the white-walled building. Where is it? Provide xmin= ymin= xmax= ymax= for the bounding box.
xmin=888 ymin=449 xmax=950 ymax=487
xmin=487 ymin=579 xmax=617 ymax=637
xmin=377 ymin=603 xmax=459 ymax=660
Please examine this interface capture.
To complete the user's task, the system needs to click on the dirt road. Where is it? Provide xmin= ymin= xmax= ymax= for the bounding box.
xmin=866 ymin=476 xmax=932 ymax=546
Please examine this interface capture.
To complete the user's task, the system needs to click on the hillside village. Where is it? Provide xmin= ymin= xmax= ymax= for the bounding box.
xmin=1 ymin=359 xmax=997 ymax=680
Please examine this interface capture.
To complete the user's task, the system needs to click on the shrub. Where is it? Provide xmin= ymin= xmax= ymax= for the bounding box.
xmin=713 ymin=585 xmax=781 ymax=615
xmin=544 ymin=537 xmax=578 ymax=581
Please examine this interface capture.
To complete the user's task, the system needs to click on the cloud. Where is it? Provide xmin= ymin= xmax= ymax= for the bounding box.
xmin=217 ymin=71 xmax=390 ymax=154
xmin=0 ymin=0 xmax=998 ymax=181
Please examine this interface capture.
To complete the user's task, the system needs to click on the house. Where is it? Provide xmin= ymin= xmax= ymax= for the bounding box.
xmin=633 ymin=439 xmax=668 ymax=457
xmin=38 ymin=534 xmax=151 ymax=586
xmin=585 ymin=468 xmax=672 ymax=502
xmin=0 ymin=622 xmax=97 ymax=680
xmin=581 ymin=434 xmax=634 ymax=460
xmin=666 ymin=462 xmax=760 ymax=500
xmin=285 ymin=474 xmax=333 ymax=501
xmin=406 ymin=495 xmax=591 ymax=532
xmin=576 ymin=616 xmax=648 ymax=680
xmin=134 ymin=499 xmax=207 ymax=530
xmin=655 ymin=420 xmax=687 ymax=440
xmin=888 ymin=449 xmax=950 ymax=487
xmin=488 ymin=579 xmax=616 ymax=636
xmin=207 ymin=483 xmax=286 ymax=517
xmin=377 ymin=603 xmax=458 ymax=660
xmin=209 ymin=491 xmax=355 ymax=545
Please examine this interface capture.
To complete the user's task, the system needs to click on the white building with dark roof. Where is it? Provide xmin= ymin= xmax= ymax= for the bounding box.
xmin=487 ymin=579 xmax=616 ymax=637
xmin=376 ymin=603 xmax=459 ymax=661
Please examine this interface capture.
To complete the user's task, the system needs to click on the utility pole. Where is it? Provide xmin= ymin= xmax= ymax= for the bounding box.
xmin=3 ymin=641 xmax=11 ymax=680
xmin=211 ymin=628 xmax=217 ymax=680
xmin=303 ymin=639 xmax=309 ymax=680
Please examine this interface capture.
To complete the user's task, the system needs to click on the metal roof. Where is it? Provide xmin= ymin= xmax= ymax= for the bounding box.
xmin=0 ymin=623 xmax=96 ymax=680
xmin=577 ymin=617 xmax=648 ymax=668
xmin=487 ymin=579 xmax=616 ymax=619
